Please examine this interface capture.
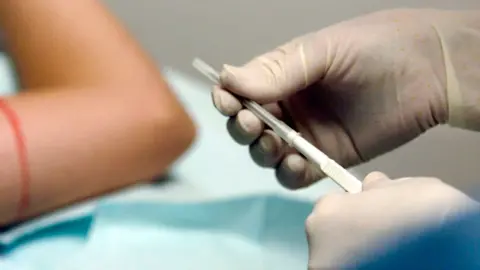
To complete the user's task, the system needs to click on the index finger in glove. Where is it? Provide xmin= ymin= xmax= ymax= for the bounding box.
xmin=227 ymin=109 xmax=265 ymax=145
xmin=276 ymin=154 xmax=326 ymax=189
xmin=225 ymin=103 xmax=284 ymax=145
xmin=212 ymin=86 xmax=242 ymax=116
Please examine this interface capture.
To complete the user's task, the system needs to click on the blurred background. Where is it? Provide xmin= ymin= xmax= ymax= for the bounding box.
xmin=100 ymin=0 xmax=480 ymax=192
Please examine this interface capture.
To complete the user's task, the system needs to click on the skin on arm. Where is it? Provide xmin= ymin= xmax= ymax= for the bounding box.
xmin=0 ymin=0 xmax=196 ymax=225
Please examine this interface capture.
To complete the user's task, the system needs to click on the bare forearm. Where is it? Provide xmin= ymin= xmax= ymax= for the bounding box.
xmin=0 ymin=86 xmax=194 ymax=225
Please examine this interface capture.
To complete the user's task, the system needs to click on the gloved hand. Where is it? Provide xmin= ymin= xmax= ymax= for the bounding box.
xmin=306 ymin=172 xmax=479 ymax=269
xmin=212 ymin=9 xmax=480 ymax=189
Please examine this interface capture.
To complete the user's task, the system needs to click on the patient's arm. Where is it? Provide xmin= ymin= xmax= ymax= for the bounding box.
xmin=0 ymin=1 xmax=196 ymax=225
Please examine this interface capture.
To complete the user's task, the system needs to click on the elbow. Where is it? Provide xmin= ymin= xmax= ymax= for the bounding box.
xmin=110 ymin=75 xmax=197 ymax=179
xmin=163 ymin=108 xmax=197 ymax=158
xmin=143 ymin=88 xmax=197 ymax=172
xmin=136 ymin=102 xmax=197 ymax=180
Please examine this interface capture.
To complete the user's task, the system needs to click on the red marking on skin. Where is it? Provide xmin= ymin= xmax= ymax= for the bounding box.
xmin=0 ymin=99 xmax=30 ymax=218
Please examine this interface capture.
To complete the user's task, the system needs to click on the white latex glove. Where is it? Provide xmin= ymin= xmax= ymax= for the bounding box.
xmin=306 ymin=172 xmax=479 ymax=269
xmin=212 ymin=9 xmax=480 ymax=189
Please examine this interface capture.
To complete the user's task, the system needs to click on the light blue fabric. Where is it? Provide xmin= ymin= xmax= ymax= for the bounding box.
xmin=79 ymin=196 xmax=311 ymax=270
xmin=0 ymin=53 xmax=17 ymax=95
xmin=1 ymin=195 xmax=312 ymax=270
xmin=0 ymin=260 xmax=35 ymax=270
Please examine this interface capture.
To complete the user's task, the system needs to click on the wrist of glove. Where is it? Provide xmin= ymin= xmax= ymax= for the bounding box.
xmin=433 ymin=10 xmax=480 ymax=130
xmin=306 ymin=172 xmax=480 ymax=269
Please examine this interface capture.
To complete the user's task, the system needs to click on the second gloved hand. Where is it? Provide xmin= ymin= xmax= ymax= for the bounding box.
xmin=306 ymin=172 xmax=479 ymax=269
xmin=212 ymin=9 xmax=480 ymax=189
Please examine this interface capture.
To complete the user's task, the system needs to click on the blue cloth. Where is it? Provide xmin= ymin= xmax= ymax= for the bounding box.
xmin=0 ymin=53 xmax=17 ymax=95
xmin=0 ymin=195 xmax=312 ymax=270
xmin=357 ymin=209 xmax=480 ymax=270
